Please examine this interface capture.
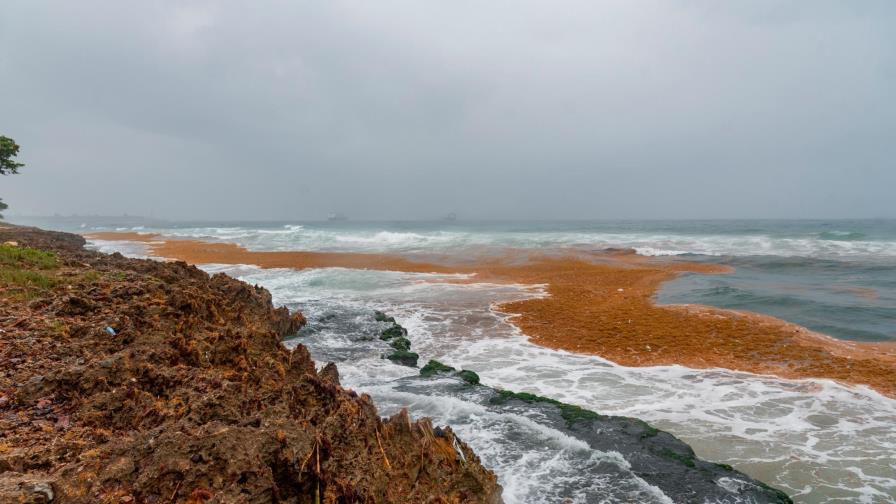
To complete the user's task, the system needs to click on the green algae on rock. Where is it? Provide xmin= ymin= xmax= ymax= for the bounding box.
xmin=380 ymin=324 xmax=408 ymax=340
xmin=390 ymin=336 xmax=412 ymax=352
xmin=490 ymin=390 xmax=604 ymax=426
xmin=387 ymin=349 xmax=420 ymax=367
xmin=374 ymin=310 xmax=396 ymax=323
xmin=419 ymin=360 xmax=480 ymax=385
xmin=420 ymin=359 xmax=456 ymax=376
xmin=457 ymin=369 xmax=480 ymax=385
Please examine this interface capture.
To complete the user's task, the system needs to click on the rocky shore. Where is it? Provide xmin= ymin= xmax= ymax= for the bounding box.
xmin=1 ymin=225 xmax=796 ymax=503
xmin=90 ymin=231 xmax=896 ymax=397
xmin=312 ymin=305 xmax=793 ymax=502
xmin=404 ymin=357 xmax=792 ymax=503
xmin=0 ymin=225 xmax=501 ymax=503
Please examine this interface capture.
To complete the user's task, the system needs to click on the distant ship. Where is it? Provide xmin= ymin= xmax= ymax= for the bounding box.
xmin=442 ymin=212 xmax=457 ymax=222
xmin=327 ymin=212 xmax=348 ymax=221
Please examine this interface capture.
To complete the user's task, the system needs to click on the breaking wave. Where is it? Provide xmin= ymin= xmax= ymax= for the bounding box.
xmin=105 ymin=222 xmax=896 ymax=261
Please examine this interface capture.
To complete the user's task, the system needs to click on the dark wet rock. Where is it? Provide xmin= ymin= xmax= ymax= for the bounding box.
xmin=489 ymin=388 xmax=792 ymax=504
xmin=390 ymin=336 xmax=412 ymax=352
xmin=490 ymin=390 xmax=604 ymax=426
xmin=419 ymin=360 xmax=480 ymax=385
xmin=374 ymin=310 xmax=396 ymax=323
xmin=380 ymin=324 xmax=408 ymax=340
xmin=457 ymin=369 xmax=480 ymax=385
xmin=420 ymin=359 xmax=456 ymax=377
xmin=400 ymin=366 xmax=791 ymax=503
xmin=386 ymin=350 xmax=419 ymax=367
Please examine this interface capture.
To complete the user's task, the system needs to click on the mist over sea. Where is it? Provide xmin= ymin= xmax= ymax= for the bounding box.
xmin=23 ymin=216 xmax=896 ymax=502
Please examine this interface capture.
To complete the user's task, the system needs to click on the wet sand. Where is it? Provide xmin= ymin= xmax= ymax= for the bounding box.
xmin=87 ymin=231 xmax=896 ymax=397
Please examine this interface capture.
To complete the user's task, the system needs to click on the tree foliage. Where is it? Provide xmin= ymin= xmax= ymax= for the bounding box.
xmin=1 ymin=135 xmax=25 ymax=218
xmin=1 ymin=136 xmax=25 ymax=175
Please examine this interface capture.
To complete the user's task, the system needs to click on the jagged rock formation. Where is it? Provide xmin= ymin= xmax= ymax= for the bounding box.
xmin=0 ymin=225 xmax=501 ymax=503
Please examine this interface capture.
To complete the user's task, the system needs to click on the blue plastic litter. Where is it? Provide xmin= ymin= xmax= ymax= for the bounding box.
xmin=105 ymin=326 xmax=117 ymax=336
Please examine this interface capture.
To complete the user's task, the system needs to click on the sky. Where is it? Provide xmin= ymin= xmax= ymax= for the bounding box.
xmin=1 ymin=0 xmax=894 ymax=220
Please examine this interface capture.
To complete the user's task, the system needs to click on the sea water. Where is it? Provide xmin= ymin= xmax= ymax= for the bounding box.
xmin=64 ymin=218 xmax=896 ymax=503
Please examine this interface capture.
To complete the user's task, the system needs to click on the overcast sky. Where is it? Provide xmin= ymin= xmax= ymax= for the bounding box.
xmin=1 ymin=1 xmax=894 ymax=220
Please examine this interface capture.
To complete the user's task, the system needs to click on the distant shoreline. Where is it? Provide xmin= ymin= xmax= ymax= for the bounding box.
xmin=86 ymin=231 xmax=896 ymax=397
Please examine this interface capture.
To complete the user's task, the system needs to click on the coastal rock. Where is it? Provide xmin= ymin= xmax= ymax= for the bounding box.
xmin=457 ymin=369 xmax=480 ymax=385
xmin=380 ymin=324 xmax=408 ymax=340
xmin=0 ymin=225 xmax=502 ymax=504
xmin=487 ymin=389 xmax=792 ymax=503
xmin=390 ymin=336 xmax=412 ymax=352
xmin=420 ymin=359 xmax=456 ymax=376
xmin=318 ymin=361 xmax=340 ymax=385
xmin=289 ymin=311 xmax=307 ymax=332
xmin=386 ymin=350 xmax=419 ymax=367
xmin=0 ymin=474 xmax=55 ymax=503
xmin=58 ymin=294 xmax=97 ymax=315
xmin=419 ymin=360 xmax=481 ymax=385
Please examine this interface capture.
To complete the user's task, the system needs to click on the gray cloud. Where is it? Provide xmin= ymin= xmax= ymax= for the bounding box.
xmin=1 ymin=0 xmax=894 ymax=220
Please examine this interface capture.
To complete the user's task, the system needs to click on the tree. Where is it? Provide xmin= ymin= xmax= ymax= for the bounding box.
xmin=1 ymin=135 xmax=25 ymax=218
xmin=1 ymin=136 xmax=25 ymax=175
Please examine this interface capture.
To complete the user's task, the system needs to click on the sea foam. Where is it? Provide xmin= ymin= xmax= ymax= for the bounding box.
xmin=109 ymin=222 xmax=896 ymax=261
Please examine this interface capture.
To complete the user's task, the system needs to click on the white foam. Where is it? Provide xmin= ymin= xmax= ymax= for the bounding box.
xmin=110 ymin=223 xmax=896 ymax=260
xmin=89 ymin=224 xmax=896 ymax=259
xmin=85 ymin=239 xmax=155 ymax=259
xmin=244 ymin=265 xmax=896 ymax=503
xmin=93 ymin=239 xmax=896 ymax=503
xmin=359 ymin=387 xmax=673 ymax=504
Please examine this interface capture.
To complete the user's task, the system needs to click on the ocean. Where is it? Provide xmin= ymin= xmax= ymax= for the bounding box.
xmin=83 ymin=218 xmax=896 ymax=344
xmin=25 ymin=217 xmax=896 ymax=502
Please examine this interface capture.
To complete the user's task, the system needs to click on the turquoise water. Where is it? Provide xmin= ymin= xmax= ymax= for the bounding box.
xmin=658 ymin=255 xmax=896 ymax=342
